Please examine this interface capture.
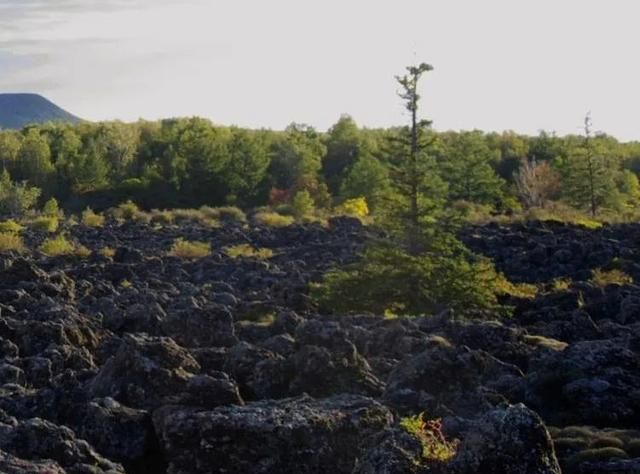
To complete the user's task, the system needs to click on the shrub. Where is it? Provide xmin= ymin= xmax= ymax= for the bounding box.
xmin=200 ymin=205 xmax=247 ymax=223
xmin=168 ymin=238 xmax=211 ymax=259
xmin=550 ymin=277 xmax=572 ymax=292
xmin=39 ymin=234 xmax=75 ymax=256
xmin=312 ymin=245 xmax=502 ymax=317
xmin=149 ymin=209 xmax=175 ymax=225
xmin=292 ymin=190 xmax=314 ymax=218
xmin=254 ymin=211 xmax=294 ymax=228
xmin=224 ymin=244 xmax=273 ymax=259
xmin=42 ymin=197 xmax=60 ymax=217
xmin=336 ymin=197 xmax=369 ymax=218
xmin=0 ymin=219 xmax=23 ymax=233
xmin=494 ymin=274 xmax=539 ymax=299
xmin=591 ymin=268 xmax=633 ymax=287
xmin=100 ymin=246 xmax=116 ymax=258
xmin=31 ymin=216 xmax=59 ymax=233
xmin=74 ymin=244 xmax=92 ymax=258
xmin=81 ymin=208 xmax=105 ymax=227
xmin=400 ymin=413 xmax=458 ymax=462
xmin=113 ymin=200 xmax=139 ymax=220
xmin=0 ymin=232 xmax=25 ymax=253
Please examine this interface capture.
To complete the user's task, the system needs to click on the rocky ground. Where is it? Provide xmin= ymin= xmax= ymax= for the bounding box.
xmin=0 ymin=217 xmax=639 ymax=473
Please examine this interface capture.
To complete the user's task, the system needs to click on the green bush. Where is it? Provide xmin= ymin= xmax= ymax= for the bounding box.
xmin=224 ymin=244 xmax=273 ymax=259
xmin=200 ymin=205 xmax=247 ymax=223
xmin=335 ymin=197 xmax=369 ymax=218
xmin=0 ymin=232 xmax=25 ymax=253
xmin=81 ymin=208 xmax=105 ymax=227
xmin=254 ymin=211 xmax=294 ymax=227
xmin=292 ymin=190 xmax=314 ymax=218
xmin=39 ymin=234 xmax=74 ymax=256
xmin=42 ymin=197 xmax=60 ymax=217
xmin=113 ymin=200 xmax=139 ymax=220
xmin=31 ymin=216 xmax=59 ymax=233
xmin=0 ymin=219 xmax=23 ymax=233
xmin=312 ymin=243 xmax=502 ymax=316
xmin=591 ymin=268 xmax=633 ymax=287
xmin=400 ymin=413 xmax=458 ymax=462
xmin=168 ymin=238 xmax=211 ymax=259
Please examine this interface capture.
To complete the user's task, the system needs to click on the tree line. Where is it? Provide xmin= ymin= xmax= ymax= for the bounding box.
xmin=1 ymin=110 xmax=640 ymax=217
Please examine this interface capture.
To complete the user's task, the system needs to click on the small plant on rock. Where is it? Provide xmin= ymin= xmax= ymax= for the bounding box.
xmin=400 ymin=413 xmax=459 ymax=463
xmin=81 ymin=207 xmax=105 ymax=227
xmin=99 ymin=246 xmax=116 ymax=258
xmin=591 ymin=268 xmax=633 ymax=287
xmin=39 ymin=234 xmax=75 ymax=256
xmin=0 ymin=232 xmax=25 ymax=253
xmin=335 ymin=197 xmax=369 ymax=218
xmin=42 ymin=197 xmax=60 ymax=217
xmin=113 ymin=200 xmax=140 ymax=220
xmin=254 ymin=211 xmax=294 ymax=228
xmin=168 ymin=238 xmax=211 ymax=259
xmin=224 ymin=244 xmax=273 ymax=259
xmin=30 ymin=216 xmax=59 ymax=233
xmin=0 ymin=219 xmax=23 ymax=233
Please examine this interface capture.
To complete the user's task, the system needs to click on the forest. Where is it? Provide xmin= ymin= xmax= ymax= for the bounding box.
xmin=1 ymin=102 xmax=640 ymax=222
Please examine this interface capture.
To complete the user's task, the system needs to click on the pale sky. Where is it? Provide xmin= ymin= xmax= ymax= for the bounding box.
xmin=1 ymin=0 xmax=640 ymax=140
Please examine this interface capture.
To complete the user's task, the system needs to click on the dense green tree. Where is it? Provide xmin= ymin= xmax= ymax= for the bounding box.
xmin=269 ymin=124 xmax=325 ymax=190
xmin=222 ymin=128 xmax=271 ymax=205
xmin=340 ymin=154 xmax=389 ymax=210
xmin=0 ymin=131 xmax=21 ymax=171
xmin=438 ymin=131 xmax=505 ymax=206
xmin=93 ymin=122 xmax=139 ymax=178
xmin=15 ymin=129 xmax=54 ymax=189
xmin=62 ymin=139 xmax=110 ymax=193
xmin=0 ymin=169 xmax=41 ymax=216
xmin=322 ymin=115 xmax=366 ymax=194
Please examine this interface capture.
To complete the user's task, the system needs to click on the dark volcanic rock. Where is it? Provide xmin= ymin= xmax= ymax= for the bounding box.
xmin=383 ymin=336 xmax=524 ymax=416
xmin=87 ymin=334 xmax=200 ymax=410
xmin=153 ymin=394 xmax=393 ymax=474
xmin=449 ymin=404 xmax=561 ymax=474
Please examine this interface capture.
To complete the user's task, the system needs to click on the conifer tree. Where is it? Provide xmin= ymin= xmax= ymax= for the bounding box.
xmin=313 ymin=63 xmax=498 ymax=316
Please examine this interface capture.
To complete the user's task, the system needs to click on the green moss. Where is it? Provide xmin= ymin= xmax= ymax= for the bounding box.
xmin=568 ymin=447 xmax=628 ymax=466
xmin=553 ymin=437 xmax=589 ymax=451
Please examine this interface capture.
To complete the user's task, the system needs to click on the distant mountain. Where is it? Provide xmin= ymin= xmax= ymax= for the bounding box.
xmin=0 ymin=93 xmax=81 ymax=129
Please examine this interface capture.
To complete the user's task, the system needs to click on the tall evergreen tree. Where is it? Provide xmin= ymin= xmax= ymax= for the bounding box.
xmin=563 ymin=114 xmax=618 ymax=217
xmin=314 ymin=63 xmax=498 ymax=316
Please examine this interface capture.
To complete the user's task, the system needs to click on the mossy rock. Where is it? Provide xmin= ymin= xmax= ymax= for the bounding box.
xmin=568 ymin=447 xmax=629 ymax=466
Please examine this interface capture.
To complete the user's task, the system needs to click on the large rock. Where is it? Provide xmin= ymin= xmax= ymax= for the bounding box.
xmin=0 ymin=417 xmax=124 ymax=473
xmin=353 ymin=428 xmax=425 ymax=474
xmin=161 ymin=304 xmax=239 ymax=348
xmin=384 ymin=336 xmax=524 ymax=416
xmin=0 ymin=450 xmax=67 ymax=474
xmin=526 ymin=338 xmax=640 ymax=426
xmin=153 ymin=394 xmax=393 ymax=474
xmin=449 ymin=404 xmax=561 ymax=474
xmin=87 ymin=334 xmax=200 ymax=410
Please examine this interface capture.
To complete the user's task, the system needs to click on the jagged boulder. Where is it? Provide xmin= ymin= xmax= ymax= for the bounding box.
xmin=449 ymin=404 xmax=561 ymax=474
xmin=153 ymin=394 xmax=393 ymax=474
xmin=87 ymin=334 xmax=200 ymax=410
xmin=384 ymin=336 xmax=524 ymax=416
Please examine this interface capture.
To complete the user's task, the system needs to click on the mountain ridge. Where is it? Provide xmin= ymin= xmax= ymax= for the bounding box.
xmin=0 ymin=93 xmax=81 ymax=129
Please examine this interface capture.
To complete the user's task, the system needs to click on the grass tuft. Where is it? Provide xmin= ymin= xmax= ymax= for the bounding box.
xmin=168 ymin=238 xmax=211 ymax=259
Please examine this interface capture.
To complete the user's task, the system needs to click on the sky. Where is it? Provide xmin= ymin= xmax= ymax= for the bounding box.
xmin=1 ymin=0 xmax=640 ymax=140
